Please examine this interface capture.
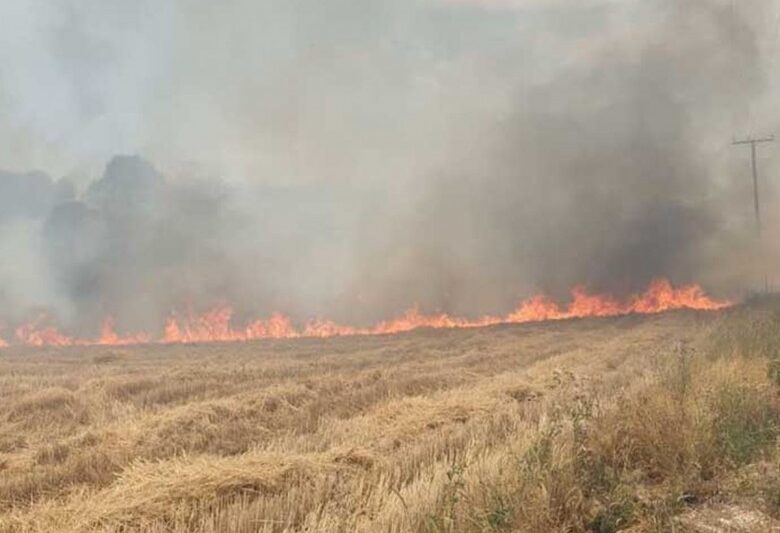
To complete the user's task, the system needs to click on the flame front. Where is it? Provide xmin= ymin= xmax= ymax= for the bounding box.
xmin=15 ymin=318 xmax=74 ymax=347
xmin=2 ymin=278 xmax=731 ymax=348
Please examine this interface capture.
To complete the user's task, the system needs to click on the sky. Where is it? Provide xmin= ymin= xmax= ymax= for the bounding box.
xmin=2 ymin=0 xmax=772 ymax=183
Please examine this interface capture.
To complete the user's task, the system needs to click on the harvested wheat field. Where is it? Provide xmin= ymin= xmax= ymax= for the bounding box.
xmin=2 ymin=302 xmax=780 ymax=532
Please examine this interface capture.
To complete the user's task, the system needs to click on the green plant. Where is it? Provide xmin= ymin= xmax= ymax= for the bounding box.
xmin=484 ymin=494 xmax=511 ymax=531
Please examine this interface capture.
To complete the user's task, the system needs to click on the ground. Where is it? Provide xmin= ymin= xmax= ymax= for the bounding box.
xmin=1 ymin=303 xmax=780 ymax=532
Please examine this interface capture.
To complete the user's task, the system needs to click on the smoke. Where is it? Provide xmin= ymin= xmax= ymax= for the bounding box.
xmin=345 ymin=0 xmax=780 ymax=318
xmin=0 ymin=0 xmax=778 ymax=334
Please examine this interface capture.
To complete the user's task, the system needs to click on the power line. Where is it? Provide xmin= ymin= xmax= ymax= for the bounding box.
xmin=732 ymin=134 xmax=774 ymax=292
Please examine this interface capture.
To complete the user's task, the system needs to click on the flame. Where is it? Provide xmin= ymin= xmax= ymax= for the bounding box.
xmin=98 ymin=318 xmax=151 ymax=346
xmin=15 ymin=317 xmax=74 ymax=347
xmin=162 ymin=309 xmax=300 ymax=343
xmin=11 ymin=316 xmax=149 ymax=348
xmin=2 ymin=278 xmax=731 ymax=349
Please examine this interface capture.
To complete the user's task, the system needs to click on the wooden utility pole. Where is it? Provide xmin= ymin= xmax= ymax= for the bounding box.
xmin=733 ymin=135 xmax=774 ymax=292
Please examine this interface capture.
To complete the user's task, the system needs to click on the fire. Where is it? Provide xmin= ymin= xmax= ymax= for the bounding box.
xmin=2 ymin=278 xmax=731 ymax=349
xmin=10 ymin=316 xmax=150 ymax=348
xmin=162 ymin=309 xmax=300 ymax=343
xmin=15 ymin=318 xmax=74 ymax=347
xmin=98 ymin=318 xmax=151 ymax=346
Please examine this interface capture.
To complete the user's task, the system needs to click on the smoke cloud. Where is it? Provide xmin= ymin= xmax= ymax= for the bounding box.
xmin=0 ymin=0 xmax=778 ymax=335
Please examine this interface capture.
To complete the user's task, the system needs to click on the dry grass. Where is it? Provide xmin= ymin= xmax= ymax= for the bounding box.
xmin=1 ymin=304 xmax=780 ymax=532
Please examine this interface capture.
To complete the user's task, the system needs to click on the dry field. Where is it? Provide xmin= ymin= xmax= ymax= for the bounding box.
xmin=1 ymin=302 xmax=780 ymax=532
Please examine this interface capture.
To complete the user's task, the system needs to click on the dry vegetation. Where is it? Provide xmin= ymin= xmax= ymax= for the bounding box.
xmin=1 ymin=301 xmax=780 ymax=532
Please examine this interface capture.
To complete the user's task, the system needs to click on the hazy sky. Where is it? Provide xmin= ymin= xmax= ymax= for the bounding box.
xmin=2 ymin=0 xmax=773 ymax=184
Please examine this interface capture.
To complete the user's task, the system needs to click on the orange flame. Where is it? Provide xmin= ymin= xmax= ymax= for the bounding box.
xmin=15 ymin=318 xmax=74 ymax=347
xmin=2 ymin=278 xmax=731 ymax=349
xmin=11 ymin=316 xmax=150 ymax=348
xmin=97 ymin=318 xmax=151 ymax=346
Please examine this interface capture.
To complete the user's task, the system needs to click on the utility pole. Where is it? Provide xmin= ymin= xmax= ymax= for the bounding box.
xmin=733 ymin=134 xmax=774 ymax=293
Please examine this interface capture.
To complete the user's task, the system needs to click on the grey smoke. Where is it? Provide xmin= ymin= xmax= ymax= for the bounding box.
xmin=0 ymin=0 xmax=778 ymax=336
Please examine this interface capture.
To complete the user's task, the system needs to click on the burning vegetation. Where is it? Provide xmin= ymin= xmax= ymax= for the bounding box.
xmin=4 ymin=278 xmax=729 ymax=348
